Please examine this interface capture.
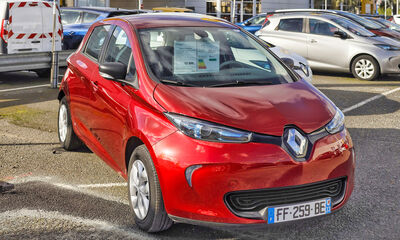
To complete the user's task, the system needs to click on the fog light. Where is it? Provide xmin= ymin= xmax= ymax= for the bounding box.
xmin=185 ymin=165 xmax=202 ymax=187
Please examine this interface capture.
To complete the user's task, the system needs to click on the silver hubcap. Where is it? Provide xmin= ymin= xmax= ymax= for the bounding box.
xmin=129 ymin=160 xmax=150 ymax=220
xmin=355 ymin=59 xmax=374 ymax=79
xmin=58 ymin=104 xmax=68 ymax=142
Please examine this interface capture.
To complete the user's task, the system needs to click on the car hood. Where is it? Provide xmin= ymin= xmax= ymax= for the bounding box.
xmin=153 ymin=81 xmax=336 ymax=136
xmin=365 ymin=35 xmax=400 ymax=46
xmin=375 ymin=28 xmax=400 ymax=39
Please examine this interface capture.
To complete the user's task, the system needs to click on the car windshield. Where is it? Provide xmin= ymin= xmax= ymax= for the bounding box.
xmin=329 ymin=16 xmax=375 ymax=37
xmin=138 ymin=27 xmax=294 ymax=87
xmin=339 ymin=12 xmax=383 ymax=30
xmin=372 ymin=18 xmax=400 ymax=30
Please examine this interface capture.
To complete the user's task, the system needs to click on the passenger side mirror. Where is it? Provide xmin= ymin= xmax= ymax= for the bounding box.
xmin=99 ymin=62 xmax=127 ymax=80
xmin=334 ymin=31 xmax=348 ymax=39
xmin=281 ymin=58 xmax=295 ymax=69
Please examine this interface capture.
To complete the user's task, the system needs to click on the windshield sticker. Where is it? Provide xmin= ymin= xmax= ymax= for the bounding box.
xmin=173 ymin=41 xmax=220 ymax=74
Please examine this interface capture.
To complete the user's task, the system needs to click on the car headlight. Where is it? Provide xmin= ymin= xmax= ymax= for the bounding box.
xmin=375 ymin=44 xmax=400 ymax=51
xmin=325 ymin=108 xmax=345 ymax=134
xmin=165 ymin=113 xmax=252 ymax=143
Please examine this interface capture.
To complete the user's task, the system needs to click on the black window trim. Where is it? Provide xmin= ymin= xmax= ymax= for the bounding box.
xmin=99 ymin=24 xmax=139 ymax=89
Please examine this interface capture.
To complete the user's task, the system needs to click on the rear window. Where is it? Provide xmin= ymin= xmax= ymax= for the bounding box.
xmin=277 ymin=18 xmax=303 ymax=32
xmin=82 ymin=12 xmax=100 ymax=23
xmin=84 ymin=25 xmax=111 ymax=60
xmin=61 ymin=10 xmax=81 ymax=25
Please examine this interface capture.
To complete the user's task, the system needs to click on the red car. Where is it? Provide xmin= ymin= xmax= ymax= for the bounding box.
xmin=57 ymin=13 xmax=355 ymax=232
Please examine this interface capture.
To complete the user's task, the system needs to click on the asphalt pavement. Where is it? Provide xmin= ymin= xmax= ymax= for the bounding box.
xmin=0 ymin=71 xmax=399 ymax=239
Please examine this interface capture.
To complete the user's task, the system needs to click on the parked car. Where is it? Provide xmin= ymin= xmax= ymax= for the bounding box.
xmin=58 ymin=13 xmax=354 ymax=232
xmin=256 ymin=12 xmax=400 ymax=80
xmin=270 ymin=9 xmax=400 ymax=42
xmin=366 ymin=16 xmax=400 ymax=33
xmin=236 ymin=13 xmax=266 ymax=33
xmin=391 ymin=14 xmax=400 ymax=24
xmin=61 ymin=7 xmax=146 ymax=49
xmin=0 ymin=0 xmax=62 ymax=76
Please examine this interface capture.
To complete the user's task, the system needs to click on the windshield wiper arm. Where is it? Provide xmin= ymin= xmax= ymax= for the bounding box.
xmin=208 ymin=80 xmax=274 ymax=87
xmin=159 ymin=79 xmax=198 ymax=87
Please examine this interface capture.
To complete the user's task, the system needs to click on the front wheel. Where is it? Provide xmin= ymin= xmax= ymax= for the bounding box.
xmin=351 ymin=55 xmax=380 ymax=81
xmin=128 ymin=145 xmax=173 ymax=232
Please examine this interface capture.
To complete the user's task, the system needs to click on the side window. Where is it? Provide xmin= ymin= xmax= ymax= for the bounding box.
xmin=249 ymin=15 xmax=266 ymax=25
xmin=309 ymin=19 xmax=339 ymax=37
xmin=84 ymin=25 xmax=111 ymax=61
xmin=82 ymin=12 xmax=100 ymax=24
xmin=104 ymin=26 xmax=135 ymax=82
xmin=277 ymin=18 xmax=304 ymax=32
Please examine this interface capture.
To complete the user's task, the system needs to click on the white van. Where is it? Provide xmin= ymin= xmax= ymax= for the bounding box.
xmin=0 ymin=0 xmax=62 ymax=55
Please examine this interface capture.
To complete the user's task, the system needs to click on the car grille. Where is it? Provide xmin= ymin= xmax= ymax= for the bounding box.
xmin=225 ymin=177 xmax=346 ymax=219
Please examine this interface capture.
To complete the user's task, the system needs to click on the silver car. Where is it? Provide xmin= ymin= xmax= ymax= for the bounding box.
xmin=256 ymin=12 xmax=400 ymax=80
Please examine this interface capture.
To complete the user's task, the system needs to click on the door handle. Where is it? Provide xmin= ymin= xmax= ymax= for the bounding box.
xmin=310 ymin=39 xmax=318 ymax=43
xmin=91 ymin=80 xmax=99 ymax=90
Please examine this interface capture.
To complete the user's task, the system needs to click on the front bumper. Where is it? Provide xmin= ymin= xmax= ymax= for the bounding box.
xmin=152 ymin=128 xmax=355 ymax=225
xmin=378 ymin=51 xmax=400 ymax=74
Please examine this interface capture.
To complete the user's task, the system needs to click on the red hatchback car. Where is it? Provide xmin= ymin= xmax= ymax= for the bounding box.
xmin=58 ymin=13 xmax=355 ymax=232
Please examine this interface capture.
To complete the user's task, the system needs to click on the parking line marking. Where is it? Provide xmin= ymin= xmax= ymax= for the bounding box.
xmin=0 ymin=84 xmax=49 ymax=93
xmin=0 ymin=209 xmax=152 ymax=239
xmin=77 ymin=183 xmax=127 ymax=188
xmin=342 ymin=86 xmax=400 ymax=113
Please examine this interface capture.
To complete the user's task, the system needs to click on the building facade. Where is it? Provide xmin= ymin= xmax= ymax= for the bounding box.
xmin=66 ymin=0 xmax=312 ymax=22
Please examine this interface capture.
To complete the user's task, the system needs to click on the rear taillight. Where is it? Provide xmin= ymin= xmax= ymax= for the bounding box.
xmin=1 ymin=19 xmax=8 ymax=43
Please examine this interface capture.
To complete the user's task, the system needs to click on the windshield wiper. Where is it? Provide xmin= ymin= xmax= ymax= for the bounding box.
xmin=159 ymin=79 xmax=199 ymax=87
xmin=208 ymin=80 xmax=274 ymax=87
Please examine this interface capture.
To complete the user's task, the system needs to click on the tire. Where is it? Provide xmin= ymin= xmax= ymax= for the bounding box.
xmin=34 ymin=69 xmax=51 ymax=78
xmin=351 ymin=55 xmax=380 ymax=81
xmin=127 ymin=145 xmax=173 ymax=232
xmin=58 ymin=96 xmax=82 ymax=150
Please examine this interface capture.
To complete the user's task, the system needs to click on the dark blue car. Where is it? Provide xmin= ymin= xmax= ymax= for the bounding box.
xmin=236 ymin=13 xmax=266 ymax=34
xmin=61 ymin=7 xmax=147 ymax=49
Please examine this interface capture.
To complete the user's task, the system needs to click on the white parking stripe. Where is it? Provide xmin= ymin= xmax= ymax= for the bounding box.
xmin=0 ymin=209 xmax=151 ymax=239
xmin=77 ymin=183 xmax=127 ymax=188
xmin=0 ymin=84 xmax=49 ymax=93
xmin=342 ymin=86 xmax=400 ymax=113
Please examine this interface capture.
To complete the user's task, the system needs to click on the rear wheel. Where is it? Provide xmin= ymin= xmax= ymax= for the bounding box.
xmin=351 ymin=55 xmax=379 ymax=81
xmin=58 ymin=96 xmax=82 ymax=150
xmin=128 ymin=145 xmax=173 ymax=232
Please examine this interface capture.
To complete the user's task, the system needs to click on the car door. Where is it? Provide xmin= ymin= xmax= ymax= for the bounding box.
xmin=90 ymin=23 xmax=138 ymax=170
xmin=68 ymin=24 xmax=111 ymax=142
xmin=306 ymin=18 xmax=350 ymax=71
xmin=267 ymin=17 xmax=308 ymax=59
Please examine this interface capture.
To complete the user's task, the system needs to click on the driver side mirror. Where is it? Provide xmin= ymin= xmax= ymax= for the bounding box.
xmin=244 ymin=21 xmax=252 ymax=26
xmin=99 ymin=62 xmax=127 ymax=80
xmin=334 ymin=31 xmax=348 ymax=39
xmin=281 ymin=57 xmax=295 ymax=69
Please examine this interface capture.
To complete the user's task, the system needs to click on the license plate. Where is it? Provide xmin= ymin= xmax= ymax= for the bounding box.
xmin=267 ymin=198 xmax=331 ymax=224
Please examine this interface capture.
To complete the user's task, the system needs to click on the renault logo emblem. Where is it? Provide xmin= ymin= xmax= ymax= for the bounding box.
xmin=286 ymin=129 xmax=307 ymax=158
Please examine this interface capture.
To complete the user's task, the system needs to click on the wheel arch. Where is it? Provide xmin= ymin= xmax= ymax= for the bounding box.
xmin=57 ymin=90 xmax=65 ymax=101
xmin=349 ymin=53 xmax=381 ymax=74
xmin=125 ymin=136 xmax=145 ymax=173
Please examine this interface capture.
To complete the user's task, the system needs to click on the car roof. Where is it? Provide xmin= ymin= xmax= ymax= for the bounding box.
xmin=112 ymin=13 xmax=236 ymax=29
xmin=61 ymin=7 xmax=141 ymax=14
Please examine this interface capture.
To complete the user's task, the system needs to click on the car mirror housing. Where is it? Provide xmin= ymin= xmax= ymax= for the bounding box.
xmin=99 ymin=62 xmax=127 ymax=80
xmin=334 ymin=31 xmax=348 ymax=39
xmin=281 ymin=57 xmax=295 ymax=69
